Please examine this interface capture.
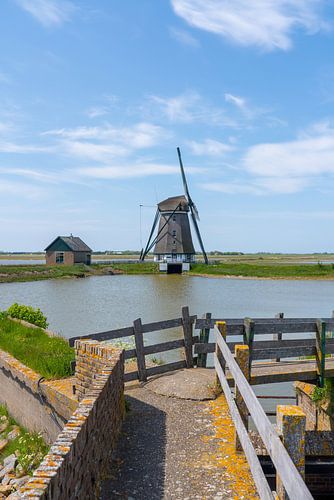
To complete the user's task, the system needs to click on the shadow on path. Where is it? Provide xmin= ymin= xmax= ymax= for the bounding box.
xmin=100 ymin=394 xmax=166 ymax=500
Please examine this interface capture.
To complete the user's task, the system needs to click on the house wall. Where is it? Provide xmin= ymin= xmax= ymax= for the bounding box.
xmin=46 ymin=251 xmax=74 ymax=266
xmin=73 ymin=251 xmax=91 ymax=264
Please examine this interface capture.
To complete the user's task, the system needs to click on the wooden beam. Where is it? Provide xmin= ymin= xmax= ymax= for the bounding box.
xmin=133 ymin=318 xmax=147 ymax=382
xmin=182 ymin=306 xmax=194 ymax=368
xmin=316 ymin=319 xmax=326 ymax=387
xmin=235 ymin=345 xmax=250 ymax=451
xmin=197 ymin=312 xmax=211 ymax=368
xmin=146 ymin=360 xmax=187 ymax=377
xmin=274 ymin=313 xmax=284 ymax=362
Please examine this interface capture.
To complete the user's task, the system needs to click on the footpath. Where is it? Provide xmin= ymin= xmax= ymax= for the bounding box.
xmin=101 ymin=369 xmax=259 ymax=500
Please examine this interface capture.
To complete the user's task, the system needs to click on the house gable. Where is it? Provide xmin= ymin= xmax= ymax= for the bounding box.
xmin=45 ymin=237 xmax=73 ymax=252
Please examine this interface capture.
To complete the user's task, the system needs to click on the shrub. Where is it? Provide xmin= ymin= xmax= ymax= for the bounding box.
xmin=7 ymin=303 xmax=48 ymax=329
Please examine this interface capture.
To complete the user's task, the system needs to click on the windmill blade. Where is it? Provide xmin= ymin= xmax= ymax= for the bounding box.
xmin=177 ymin=147 xmax=191 ymax=202
xmin=191 ymin=202 xmax=200 ymax=221
xmin=190 ymin=206 xmax=208 ymax=264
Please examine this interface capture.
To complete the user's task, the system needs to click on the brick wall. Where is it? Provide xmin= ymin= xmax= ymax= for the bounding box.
xmin=18 ymin=341 xmax=125 ymax=499
xmin=45 ymin=251 xmax=74 ymax=265
xmin=295 ymin=381 xmax=334 ymax=430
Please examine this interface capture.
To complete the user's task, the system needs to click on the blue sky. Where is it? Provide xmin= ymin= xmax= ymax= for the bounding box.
xmin=1 ymin=0 xmax=334 ymax=252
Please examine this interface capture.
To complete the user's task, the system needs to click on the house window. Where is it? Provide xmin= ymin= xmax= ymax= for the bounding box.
xmin=56 ymin=252 xmax=64 ymax=264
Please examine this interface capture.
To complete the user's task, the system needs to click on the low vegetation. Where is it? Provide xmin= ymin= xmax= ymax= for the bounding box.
xmin=0 ymin=306 xmax=74 ymax=379
xmin=0 ymin=405 xmax=49 ymax=476
xmin=189 ymin=262 xmax=334 ymax=279
xmin=6 ymin=303 xmax=48 ymax=329
xmin=312 ymin=378 xmax=334 ymax=404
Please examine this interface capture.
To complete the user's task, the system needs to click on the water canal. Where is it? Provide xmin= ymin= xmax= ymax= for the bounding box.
xmin=1 ymin=274 xmax=333 ymax=408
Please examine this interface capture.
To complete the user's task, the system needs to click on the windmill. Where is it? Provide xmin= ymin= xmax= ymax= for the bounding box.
xmin=140 ymin=147 xmax=208 ymax=272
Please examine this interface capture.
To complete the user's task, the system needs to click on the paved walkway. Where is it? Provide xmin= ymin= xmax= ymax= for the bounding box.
xmin=101 ymin=370 xmax=259 ymax=500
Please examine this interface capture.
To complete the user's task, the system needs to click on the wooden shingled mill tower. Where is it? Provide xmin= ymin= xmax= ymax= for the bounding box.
xmin=140 ymin=147 xmax=208 ymax=273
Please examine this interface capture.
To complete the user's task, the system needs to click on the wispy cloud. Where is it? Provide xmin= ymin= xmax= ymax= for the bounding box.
xmin=0 ymin=140 xmax=51 ymax=154
xmin=147 ymin=91 xmax=233 ymax=126
xmin=224 ymin=93 xmax=246 ymax=110
xmin=171 ymin=0 xmax=328 ymax=51
xmin=76 ymin=163 xmax=204 ymax=180
xmin=16 ymin=0 xmax=75 ymax=27
xmin=187 ymin=138 xmax=234 ymax=156
xmin=202 ymin=177 xmax=309 ymax=195
xmin=169 ymin=27 xmax=200 ymax=47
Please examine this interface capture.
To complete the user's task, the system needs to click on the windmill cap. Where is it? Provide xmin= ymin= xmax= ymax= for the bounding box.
xmin=158 ymin=195 xmax=189 ymax=212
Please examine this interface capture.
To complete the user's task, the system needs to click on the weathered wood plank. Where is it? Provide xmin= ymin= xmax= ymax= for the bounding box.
xmin=196 ymin=317 xmax=334 ymax=333
xmin=214 ymin=328 xmax=313 ymax=500
xmin=252 ymin=346 xmax=316 ymax=360
xmin=182 ymin=306 xmax=194 ymax=368
xmin=197 ymin=312 xmax=211 ymax=368
xmin=68 ymin=325 xmax=134 ymax=346
xmin=141 ymin=315 xmax=197 ymax=333
xmin=214 ymin=357 xmax=274 ymax=500
xmin=133 ymin=318 xmax=147 ymax=382
xmin=124 ymin=371 xmax=138 ymax=382
xmin=144 ymin=338 xmax=185 ymax=355
xmin=124 ymin=349 xmax=137 ymax=360
xmin=146 ymin=360 xmax=187 ymax=377
xmin=316 ymin=320 xmax=326 ymax=387
xmin=274 ymin=313 xmax=284 ymax=362
xmin=194 ymin=338 xmax=334 ymax=355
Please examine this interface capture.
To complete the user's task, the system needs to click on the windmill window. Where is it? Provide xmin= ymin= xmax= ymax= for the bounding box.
xmin=172 ymin=215 xmax=176 ymax=221
xmin=172 ymin=230 xmax=176 ymax=237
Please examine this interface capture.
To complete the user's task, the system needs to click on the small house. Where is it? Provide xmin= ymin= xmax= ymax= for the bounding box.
xmin=45 ymin=236 xmax=92 ymax=265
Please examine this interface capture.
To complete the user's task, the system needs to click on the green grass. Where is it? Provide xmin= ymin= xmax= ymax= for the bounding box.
xmin=102 ymin=262 xmax=159 ymax=274
xmin=0 ymin=263 xmax=90 ymax=283
xmin=189 ymin=262 xmax=334 ymax=279
xmin=0 ymin=405 xmax=49 ymax=474
xmin=0 ymin=318 xmax=74 ymax=379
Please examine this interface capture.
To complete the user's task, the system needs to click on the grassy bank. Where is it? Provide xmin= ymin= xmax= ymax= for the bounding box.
xmin=0 ymin=262 xmax=158 ymax=283
xmin=0 ymin=317 xmax=74 ymax=379
xmin=189 ymin=262 xmax=334 ymax=279
xmin=2 ymin=260 xmax=334 ymax=282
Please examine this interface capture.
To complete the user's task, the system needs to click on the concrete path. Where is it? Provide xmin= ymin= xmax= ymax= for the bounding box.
xmin=101 ymin=370 xmax=259 ymax=500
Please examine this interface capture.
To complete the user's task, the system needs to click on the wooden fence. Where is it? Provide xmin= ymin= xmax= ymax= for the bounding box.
xmin=214 ymin=323 xmax=313 ymax=500
xmin=69 ymin=310 xmax=334 ymax=385
xmin=69 ymin=306 xmax=197 ymax=382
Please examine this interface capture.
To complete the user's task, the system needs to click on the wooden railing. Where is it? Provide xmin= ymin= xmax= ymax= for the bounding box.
xmin=214 ymin=323 xmax=313 ymax=500
xmin=69 ymin=306 xmax=198 ymax=382
xmin=69 ymin=311 xmax=334 ymax=385
xmin=194 ymin=316 xmax=334 ymax=387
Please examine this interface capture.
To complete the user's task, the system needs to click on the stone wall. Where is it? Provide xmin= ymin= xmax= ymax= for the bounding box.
xmin=295 ymin=381 xmax=334 ymax=430
xmin=18 ymin=341 xmax=125 ymax=499
xmin=0 ymin=348 xmax=77 ymax=444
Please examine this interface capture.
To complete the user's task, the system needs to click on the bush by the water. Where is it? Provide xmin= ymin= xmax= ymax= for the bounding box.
xmin=7 ymin=303 xmax=48 ymax=329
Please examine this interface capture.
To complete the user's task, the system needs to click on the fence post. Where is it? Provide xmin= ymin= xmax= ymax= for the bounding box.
xmin=243 ymin=318 xmax=254 ymax=375
xmin=274 ymin=312 xmax=284 ymax=362
xmin=276 ymin=405 xmax=306 ymax=500
xmin=316 ymin=320 xmax=326 ymax=388
xmin=133 ymin=318 xmax=147 ymax=382
xmin=215 ymin=321 xmax=226 ymax=388
xmin=198 ymin=312 xmax=211 ymax=368
xmin=182 ymin=306 xmax=194 ymax=368
xmin=235 ymin=344 xmax=250 ymax=452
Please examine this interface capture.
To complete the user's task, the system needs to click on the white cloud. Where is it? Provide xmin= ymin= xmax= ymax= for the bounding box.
xmin=0 ymin=167 xmax=58 ymax=183
xmin=0 ymin=179 xmax=44 ymax=199
xmin=147 ymin=91 xmax=232 ymax=126
xmin=169 ymin=27 xmax=200 ymax=47
xmin=16 ymin=0 xmax=75 ymax=27
xmin=202 ymin=177 xmax=309 ymax=195
xmin=44 ymin=122 xmax=168 ymax=149
xmin=0 ymin=141 xmax=50 ymax=153
xmin=187 ymin=138 xmax=234 ymax=156
xmin=171 ymin=0 xmax=328 ymax=51
xmin=243 ymin=125 xmax=334 ymax=177
xmin=225 ymin=93 xmax=246 ymax=110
